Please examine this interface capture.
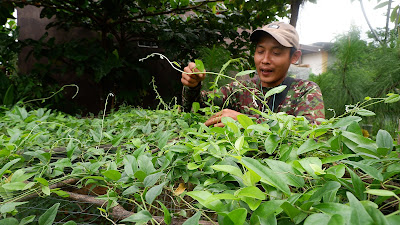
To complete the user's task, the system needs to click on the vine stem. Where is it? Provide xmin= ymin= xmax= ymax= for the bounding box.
xmin=176 ymin=194 xmax=218 ymax=225
xmin=98 ymin=93 xmax=114 ymax=148
xmin=386 ymin=210 xmax=400 ymax=217
xmin=23 ymin=84 xmax=79 ymax=104
xmin=139 ymin=53 xmax=275 ymax=113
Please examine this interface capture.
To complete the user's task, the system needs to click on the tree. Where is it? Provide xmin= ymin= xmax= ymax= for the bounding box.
xmin=289 ymin=0 xmax=317 ymax=27
xmin=0 ymin=0 xmax=292 ymax=113
xmin=355 ymin=0 xmax=400 ymax=44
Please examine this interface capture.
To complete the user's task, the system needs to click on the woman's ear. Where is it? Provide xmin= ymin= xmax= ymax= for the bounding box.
xmin=290 ymin=50 xmax=302 ymax=64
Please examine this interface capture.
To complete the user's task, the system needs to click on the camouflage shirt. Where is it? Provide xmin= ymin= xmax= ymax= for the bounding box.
xmin=182 ymin=75 xmax=325 ymax=123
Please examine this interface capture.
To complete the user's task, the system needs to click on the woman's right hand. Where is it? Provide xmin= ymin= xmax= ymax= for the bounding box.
xmin=181 ymin=62 xmax=206 ymax=88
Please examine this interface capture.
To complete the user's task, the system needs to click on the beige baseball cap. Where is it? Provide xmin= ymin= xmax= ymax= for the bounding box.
xmin=250 ymin=21 xmax=300 ymax=50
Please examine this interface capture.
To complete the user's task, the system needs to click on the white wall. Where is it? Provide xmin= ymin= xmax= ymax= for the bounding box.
xmin=301 ymin=52 xmax=324 ymax=75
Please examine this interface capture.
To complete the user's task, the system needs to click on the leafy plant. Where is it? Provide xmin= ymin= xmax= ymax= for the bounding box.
xmin=0 ymin=0 xmax=294 ymax=113
xmin=311 ymin=27 xmax=400 ymax=136
xmin=0 ymin=54 xmax=399 ymax=224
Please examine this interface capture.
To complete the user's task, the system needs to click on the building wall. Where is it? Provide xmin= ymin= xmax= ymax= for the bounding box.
xmin=301 ymin=52 xmax=324 ymax=75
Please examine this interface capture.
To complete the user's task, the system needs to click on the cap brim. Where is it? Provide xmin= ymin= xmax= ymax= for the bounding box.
xmin=250 ymin=29 xmax=294 ymax=48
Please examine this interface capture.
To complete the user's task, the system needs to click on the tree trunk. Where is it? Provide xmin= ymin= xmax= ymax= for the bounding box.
xmin=359 ymin=0 xmax=382 ymax=44
xmin=385 ymin=0 xmax=393 ymax=42
xmin=290 ymin=0 xmax=303 ymax=27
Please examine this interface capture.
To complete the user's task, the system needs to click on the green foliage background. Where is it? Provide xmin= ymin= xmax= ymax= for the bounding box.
xmin=0 ymin=0 xmax=290 ymax=114
xmin=310 ymin=28 xmax=400 ymax=136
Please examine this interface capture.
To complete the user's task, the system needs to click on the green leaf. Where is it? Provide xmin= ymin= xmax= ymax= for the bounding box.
xmin=250 ymin=200 xmax=284 ymax=225
xmin=0 ymin=218 xmax=18 ymax=225
xmin=347 ymin=192 xmax=374 ymax=225
xmin=374 ymin=1 xmax=389 ymax=9
xmin=143 ymin=172 xmax=164 ymax=187
xmin=390 ymin=6 xmax=399 ymax=22
xmin=376 ymin=130 xmax=393 ymax=152
xmin=123 ymin=155 xmax=138 ymax=178
xmin=0 ymin=202 xmax=27 ymax=214
xmin=0 ymin=158 xmax=21 ymax=177
xmin=297 ymin=139 xmax=324 ymax=155
xmin=237 ymin=114 xmax=254 ymax=129
xmin=365 ymin=189 xmax=397 ymax=197
xmin=228 ymin=208 xmax=247 ymax=225
xmin=247 ymin=124 xmax=270 ymax=133
xmin=42 ymin=186 xmax=51 ymax=196
xmin=384 ymin=94 xmax=400 ymax=103
xmin=226 ymin=122 xmax=240 ymax=135
xmin=243 ymin=170 xmax=261 ymax=186
xmin=142 ymin=122 xmax=152 ymax=134
xmin=332 ymin=116 xmax=362 ymax=128
xmin=157 ymin=201 xmax=171 ymax=225
xmin=122 ymin=185 xmax=140 ymax=196
xmin=182 ymin=211 xmax=202 ymax=225
xmin=296 ymin=157 xmax=323 ymax=178
xmin=386 ymin=215 xmax=400 ymax=225
xmin=241 ymin=157 xmax=290 ymax=195
xmin=264 ymin=159 xmax=305 ymax=188
xmin=145 ymin=182 xmax=165 ymax=204
xmin=308 ymin=181 xmax=341 ymax=203
xmin=364 ymin=204 xmax=389 ymax=225
xmin=341 ymin=131 xmax=378 ymax=156
xmin=89 ymin=129 xmax=101 ymax=142
xmin=62 ymin=221 xmax=77 ymax=225
xmin=192 ymin=102 xmax=200 ymax=113
xmin=111 ymin=132 xmax=125 ymax=147
xmin=35 ymin=177 xmax=49 ymax=186
xmin=343 ymin=160 xmax=383 ymax=181
xmin=168 ymin=145 xmax=192 ymax=153
xmin=187 ymin=163 xmax=200 ymax=170
xmin=355 ymin=109 xmax=376 ymax=117
xmin=38 ymin=203 xmax=60 ymax=225
xmin=20 ymin=215 xmax=36 ymax=225
xmin=235 ymin=186 xmax=265 ymax=200
xmin=186 ymin=191 xmax=225 ymax=212
xmin=236 ymin=70 xmax=256 ymax=77
xmin=2 ymin=182 xmax=27 ymax=191
xmin=235 ymin=136 xmax=245 ymax=151
xmin=327 ymin=214 xmax=345 ymax=225
xmin=264 ymin=85 xmax=286 ymax=99
xmin=280 ymin=201 xmax=303 ymax=221
xmin=347 ymin=166 xmax=367 ymax=200
xmin=264 ymin=134 xmax=280 ymax=154
xmin=211 ymin=165 xmax=243 ymax=178
xmin=137 ymin=154 xmax=156 ymax=175
xmin=303 ymin=213 xmax=330 ymax=225
xmin=120 ymin=210 xmax=152 ymax=223
xmin=204 ymin=193 xmax=239 ymax=204
xmin=194 ymin=59 xmax=205 ymax=72
xmin=102 ymin=170 xmax=121 ymax=181
xmin=314 ymin=203 xmax=351 ymax=220
xmin=325 ymin=164 xmax=346 ymax=178
xmin=321 ymin=154 xmax=356 ymax=164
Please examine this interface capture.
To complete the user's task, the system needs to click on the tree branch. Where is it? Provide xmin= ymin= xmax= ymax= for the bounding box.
xmin=62 ymin=191 xmax=218 ymax=224
xmin=385 ymin=0 xmax=392 ymax=42
xmin=359 ymin=0 xmax=382 ymax=44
